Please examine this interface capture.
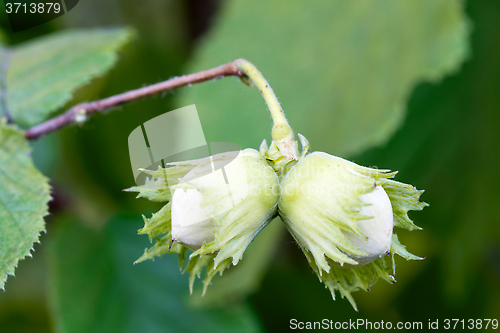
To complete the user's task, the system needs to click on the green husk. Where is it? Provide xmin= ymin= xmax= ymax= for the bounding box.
xmin=127 ymin=149 xmax=279 ymax=294
xmin=278 ymin=150 xmax=427 ymax=309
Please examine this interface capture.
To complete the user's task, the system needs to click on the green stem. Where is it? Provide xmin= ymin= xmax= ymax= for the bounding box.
xmin=233 ymin=59 xmax=298 ymax=160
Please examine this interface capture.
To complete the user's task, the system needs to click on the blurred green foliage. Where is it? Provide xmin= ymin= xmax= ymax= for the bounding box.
xmin=0 ymin=0 xmax=498 ymax=332
xmin=179 ymin=0 xmax=469 ymax=157
xmin=5 ymin=28 xmax=132 ymax=126
xmin=47 ymin=215 xmax=260 ymax=333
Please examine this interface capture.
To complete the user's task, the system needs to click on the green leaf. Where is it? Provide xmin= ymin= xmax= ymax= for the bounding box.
xmin=2 ymin=28 xmax=133 ymax=127
xmin=355 ymin=0 xmax=500 ymax=303
xmin=0 ymin=118 xmax=51 ymax=289
xmin=47 ymin=215 xmax=262 ymax=333
xmin=178 ymin=0 xmax=469 ymax=156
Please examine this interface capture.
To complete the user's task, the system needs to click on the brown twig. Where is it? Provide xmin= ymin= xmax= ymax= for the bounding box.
xmin=25 ymin=61 xmax=243 ymax=140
